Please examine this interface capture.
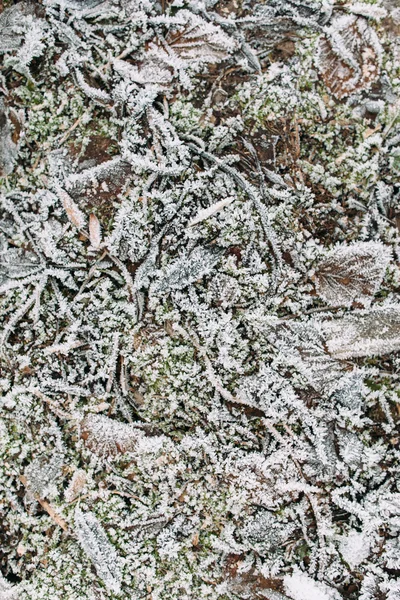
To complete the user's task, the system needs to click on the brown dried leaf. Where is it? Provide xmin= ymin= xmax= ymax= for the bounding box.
xmin=65 ymin=469 xmax=87 ymax=502
xmin=317 ymin=15 xmax=382 ymax=99
xmin=58 ymin=188 xmax=86 ymax=229
xmin=314 ymin=241 xmax=391 ymax=307
xmin=80 ymin=414 xmax=142 ymax=457
xmin=166 ymin=11 xmax=236 ymax=63
xmin=89 ymin=213 xmax=102 ymax=249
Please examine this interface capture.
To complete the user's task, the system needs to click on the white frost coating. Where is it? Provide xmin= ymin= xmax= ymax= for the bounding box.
xmin=284 ymin=572 xmax=341 ymax=600
xmin=188 ymin=197 xmax=234 ymax=226
xmin=321 ymin=305 xmax=400 ymax=359
xmin=314 ymin=241 xmax=391 ymax=307
xmin=0 ymin=0 xmax=399 ymax=597
xmin=0 ymin=571 xmax=19 ymax=600
xmin=347 ymin=3 xmax=387 ymax=20
xmin=75 ymin=508 xmax=122 ymax=594
xmin=339 ymin=531 xmax=370 ymax=568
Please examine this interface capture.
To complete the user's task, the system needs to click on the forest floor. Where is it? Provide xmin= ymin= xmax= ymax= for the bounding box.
xmin=0 ymin=0 xmax=400 ymax=599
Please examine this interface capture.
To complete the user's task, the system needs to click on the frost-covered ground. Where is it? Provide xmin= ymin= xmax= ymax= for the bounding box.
xmin=0 ymin=0 xmax=399 ymax=598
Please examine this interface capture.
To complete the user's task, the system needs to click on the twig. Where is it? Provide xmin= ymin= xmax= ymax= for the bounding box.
xmin=59 ymin=115 xmax=84 ymax=146
xmin=19 ymin=476 xmax=68 ymax=532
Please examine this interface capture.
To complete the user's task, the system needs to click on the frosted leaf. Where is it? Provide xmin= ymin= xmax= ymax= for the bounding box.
xmin=113 ymin=57 xmax=173 ymax=86
xmin=75 ymin=70 xmax=111 ymax=105
xmin=321 ymin=305 xmax=400 ymax=359
xmin=80 ymin=414 xmax=142 ymax=457
xmin=331 ymin=371 xmax=367 ymax=411
xmin=24 ymin=452 xmax=64 ymax=499
xmin=239 ymin=0 xmax=333 ymax=46
xmin=2 ymin=13 xmax=47 ymax=81
xmin=284 ymin=572 xmax=341 ymax=600
xmin=0 ymin=100 xmax=18 ymax=177
xmin=226 ymin=566 xmax=289 ymax=600
xmin=154 ymin=247 xmax=221 ymax=293
xmin=65 ymin=157 xmax=131 ymax=205
xmin=339 ymin=531 xmax=370 ymax=568
xmin=57 ymin=189 xmax=86 ymax=229
xmin=166 ymin=11 xmax=237 ymax=64
xmin=337 ymin=430 xmax=363 ymax=467
xmin=0 ymin=247 xmax=42 ymax=287
xmin=75 ymin=507 xmax=122 ymax=594
xmin=313 ymin=242 xmax=391 ymax=307
xmin=317 ymin=15 xmax=382 ymax=98
xmin=89 ymin=213 xmax=102 ymax=250
xmin=0 ymin=3 xmax=37 ymax=53
xmin=64 ymin=469 xmax=87 ymax=502
xmin=14 ymin=19 xmax=46 ymax=68
xmin=269 ymin=321 xmax=344 ymax=393
xmin=240 ymin=510 xmax=295 ymax=556
xmin=348 ymin=4 xmax=387 ymax=20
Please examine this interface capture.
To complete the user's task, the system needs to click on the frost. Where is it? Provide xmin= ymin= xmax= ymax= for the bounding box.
xmin=322 ymin=305 xmax=400 ymax=359
xmin=317 ymin=14 xmax=382 ymax=98
xmin=24 ymin=452 xmax=64 ymax=499
xmin=64 ymin=469 xmax=87 ymax=503
xmin=339 ymin=530 xmax=370 ymax=568
xmin=80 ymin=414 xmax=143 ymax=457
xmin=284 ymin=572 xmax=341 ymax=600
xmin=0 ymin=572 xmax=19 ymax=600
xmin=0 ymin=3 xmax=37 ymax=53
xmin=385 ymin=537 xmax=400 ymax=570
xmin=75 ymin=508 xmax=122 ymax=593
xmin=0 ymin=100 xmax=18 ymax=177
xmin=313 ymin=241 xmax=391 ymax=307
xmin=154 ymin=246 xmax=222 ymax=292
xmin=188 ymin=197 xmax=234 ymax=227
xmin=0 ymin=0 xmax=399 ymax=596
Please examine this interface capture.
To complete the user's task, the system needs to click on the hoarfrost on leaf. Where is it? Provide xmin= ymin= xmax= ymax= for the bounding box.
xmin=75 ymin=508 xmax=122 ymax=594
xmin=313 ymin=241 xmax=391 ymax=307
xmin=80 ymin=414 xmax=143 ymax=458
xmin=321 ymin=305 xmax=400 ymax=359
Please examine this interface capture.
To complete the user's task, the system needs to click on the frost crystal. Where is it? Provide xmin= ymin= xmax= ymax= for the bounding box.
xmin=0 ymin=0 xmax=399 ymax=597
xmin=284 ymin=572 xmax=341 ymax=600
xmin=314 ymin=241 xmax=391 ymax=307
xmin=80 ymin=414 xmax=142 ymax=457
xmin=322 ymin=305 xmax=400 ymax=358
xmin=75 ymin=508 xmax=122 ymax=593
xmin=339 ymin=531 xmax=370 ymax=568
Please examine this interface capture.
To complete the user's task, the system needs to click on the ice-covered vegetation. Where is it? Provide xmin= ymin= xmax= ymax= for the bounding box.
xmin=0 ymin=0 xmax=399 ymax=598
